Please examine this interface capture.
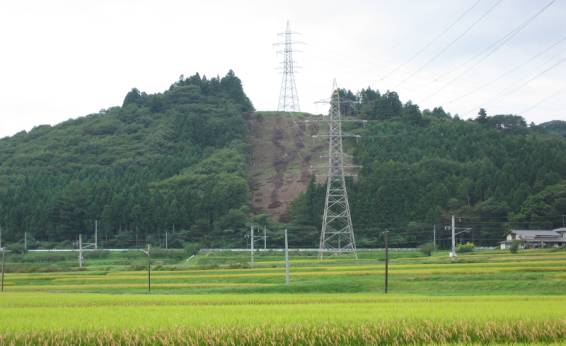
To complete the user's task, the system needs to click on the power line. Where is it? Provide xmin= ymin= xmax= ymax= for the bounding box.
xmin=467 ymin=54 xmax=566 ymax=116
xmin=394 ymin=0 xmax=504 ymax=89
xmin=445 ymin=31 xmax=566 ymax=105
xmin=381 ymin=0 xmax=483 ymax=81
xmin=520 ymin=84 xmax=566 ymax=115
xmin=425 ymin=0 xmax=558 ymax=101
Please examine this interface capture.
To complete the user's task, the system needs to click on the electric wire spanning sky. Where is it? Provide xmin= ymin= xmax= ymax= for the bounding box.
xmin=1 ymin=0 xmax=565 ymax=138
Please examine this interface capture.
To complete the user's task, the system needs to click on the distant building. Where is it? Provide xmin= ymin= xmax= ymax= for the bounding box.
xmin=500 ymin=228 xmax=566 ymax=249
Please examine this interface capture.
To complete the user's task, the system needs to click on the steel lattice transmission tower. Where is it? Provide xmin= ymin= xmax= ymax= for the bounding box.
xmin=319 ymin=81 xmax=358 ymax=259
xmin=275 ymin=21 xmax=300 ymax=112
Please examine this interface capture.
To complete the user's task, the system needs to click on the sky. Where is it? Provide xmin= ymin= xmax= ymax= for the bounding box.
xmin=1 ymin=0 xmax=565 ymax=138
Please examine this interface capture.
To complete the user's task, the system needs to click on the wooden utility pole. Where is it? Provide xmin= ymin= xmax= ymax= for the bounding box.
xmin=1 ymin=246 xmax=5 ymax=292
xmin=383 ymin=230 xmax=389 ymax=294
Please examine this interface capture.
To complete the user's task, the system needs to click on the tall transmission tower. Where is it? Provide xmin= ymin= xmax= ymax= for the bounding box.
xmin=319 ymin=81 xmax=358 ymax=259
xmin=275 ymin=20 xmax=301 ymax=112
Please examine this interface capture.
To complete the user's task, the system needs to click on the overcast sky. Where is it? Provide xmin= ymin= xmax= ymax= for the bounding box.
xmin=1 ymin=0 xmax=565 ymax=138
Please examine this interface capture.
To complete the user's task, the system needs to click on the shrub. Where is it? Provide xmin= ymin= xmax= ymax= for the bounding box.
xmin=418 ymin=242 xmax=435 ymax=256
xmin=83 ymin=250 xmax=110 ymax=259
xmin=457 ymin=242 xmax=475 ymax=253
xmin=7 ymin=243 xmax=26 ymax=254
xmin=184 ymin=243 xmax=201 ymax=256
xmin=510 ymin=240 xmax=521 ymax=253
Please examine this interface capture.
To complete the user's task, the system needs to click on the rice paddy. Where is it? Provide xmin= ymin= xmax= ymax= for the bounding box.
xmin=1 ymin=248 xmax=565 ymax=344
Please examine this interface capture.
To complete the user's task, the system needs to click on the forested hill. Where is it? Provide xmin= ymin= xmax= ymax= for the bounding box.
xmin=0 ymin=71 xmax=254 ymax=247
xmin=3 ymin=73 xmax=566 ymax=250
xmin=290 ymin=88 xmax=566 ymax=248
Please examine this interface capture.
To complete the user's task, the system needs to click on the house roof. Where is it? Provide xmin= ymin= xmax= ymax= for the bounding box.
xmin=509 ymin=229 xmax=566 ymax=242
xmin=511 ymin=230 xmax=559 ymax=237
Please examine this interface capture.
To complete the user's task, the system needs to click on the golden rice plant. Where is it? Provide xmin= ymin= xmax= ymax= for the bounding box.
xmin=0 ymin=320 xmax=564 ymax=345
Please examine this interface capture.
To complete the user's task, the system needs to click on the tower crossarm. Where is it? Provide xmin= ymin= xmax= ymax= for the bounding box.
xmin=317 ymin=80 xmax=359 ymax=260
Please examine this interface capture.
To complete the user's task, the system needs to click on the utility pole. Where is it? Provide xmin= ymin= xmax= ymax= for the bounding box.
xmin=319 ymin=81 xmax=359 ymax=260
xmin=144 ymin=244 xmax=151 ymax=294
xmin=284 ymin=229 xmax=290 ymax=285
xmin=94 ymin=220 xmax=98 ymax=250
xmin=250 ymin=225 xmax=254 ymax=265
xmin=1 ymin=245 xmax=5 ymax=292
xmin=0 ymin=226 xmax=2 ymax=249
xmin=451 ymin=215 xmax=456 ymax=258
xmin=78 ymin=234 xmax=84 ymax=268
xmin=275 ymin=20 xmax=301 ymax=112
xmin=433 ymin=224 xmax=436 ymax=250
xmin=383 ymin=230 xmax=389 ymax=294
xmin=165 ymin=231 xmax=168 ymax=250
xmin=562 ymin=215 xmax=565 ymax=228
xmin=24 ymin=232 xmax=27 ymax=252
xmin=263 ymin=225 xmax=267 ymax=250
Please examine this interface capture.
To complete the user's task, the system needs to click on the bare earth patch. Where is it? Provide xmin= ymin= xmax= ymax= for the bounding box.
xmin=247 ymin=112 xmax=326 ymax=221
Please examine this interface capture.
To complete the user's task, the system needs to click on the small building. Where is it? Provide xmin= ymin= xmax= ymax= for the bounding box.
xmin=500 ymin=228 xmax=566 ymax=249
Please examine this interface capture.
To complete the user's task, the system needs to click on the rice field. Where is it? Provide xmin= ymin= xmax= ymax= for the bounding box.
xmin=0 ymin=293 xmax=565 ymax=344
xmin=3 ymin=249 xmax=566 ymax=294
xmin=0 ymin=248 xmax=565 ymax=344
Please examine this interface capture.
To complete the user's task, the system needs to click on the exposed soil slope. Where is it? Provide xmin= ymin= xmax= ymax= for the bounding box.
xmin=246 ymin=112 xmax=326 ymax=221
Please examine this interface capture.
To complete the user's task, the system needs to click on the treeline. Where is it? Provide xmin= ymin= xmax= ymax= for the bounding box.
xmin=0 ymin=71 xmax=254 ymax=248
xmin=290 ymin=87 xmax=566 ymax=247
xmin=3 ymin=74 xmax=566 ymax=250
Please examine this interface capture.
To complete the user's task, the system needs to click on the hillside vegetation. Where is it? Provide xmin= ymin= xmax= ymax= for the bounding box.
xmin=2 ymin=76 xmax=566 ymax=249
xmin=290 ymin=89 xmax=566 ymax=247
xmin=0 ymin=72 xmax=253 ymax=247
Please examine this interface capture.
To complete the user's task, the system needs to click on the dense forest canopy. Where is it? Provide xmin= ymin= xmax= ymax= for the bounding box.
xmin=0 ymin=71 xmax=254 ymax=248
xmin=2 ymin=74 xmax=566 ymax=249
xmin=290 ymin=88 xmax=566 ymax=247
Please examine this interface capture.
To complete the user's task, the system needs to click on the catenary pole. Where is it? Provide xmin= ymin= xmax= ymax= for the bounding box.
xmin=284 ymin=229 xmax=290 ymax=285
xmin=147 ymin=244 xmax=151 ymax=294
xmin=78 ymin=234 xmax=83 ymax=268
xmin=250 ymin=225 xmax=254 ymax=265
xmin=451 ymin=215 xmax=457 ymax=257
